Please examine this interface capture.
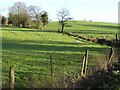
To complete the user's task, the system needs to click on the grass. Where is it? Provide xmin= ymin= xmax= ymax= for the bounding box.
xmin=2 ymin=21 xmax=112 ymax=88
xmin=47 ymin=20 xmax=118 ymax=40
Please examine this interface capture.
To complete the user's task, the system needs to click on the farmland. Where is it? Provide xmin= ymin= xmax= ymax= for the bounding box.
xmin=47 ymin=21 xmax=118 ymax=40
xmin=2 ymin=20 xmax=118 ymax=87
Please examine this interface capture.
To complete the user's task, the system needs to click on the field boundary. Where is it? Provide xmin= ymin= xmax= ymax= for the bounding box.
xmin=62 ymin=31 xmax=120 ymax=47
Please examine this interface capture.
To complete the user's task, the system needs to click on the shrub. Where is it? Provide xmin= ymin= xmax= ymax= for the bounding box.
xmin=91 ymin=38 xmax=97 ymax=42
xmin=106 ymin=40 xmax=112 ymax=46
xmin=87 ymin=38 xmax=91 ymax=41
xmin=74 ymin=52 xmax=120 ymax=89
xmin=75 ymin=62 xmax=120 ymax=89
xmin=97 ymin=38 xmax=106 ymax=45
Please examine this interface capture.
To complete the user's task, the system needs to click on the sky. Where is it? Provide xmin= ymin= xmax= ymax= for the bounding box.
xmin=0 ymin=0 xmax=119 ymax=23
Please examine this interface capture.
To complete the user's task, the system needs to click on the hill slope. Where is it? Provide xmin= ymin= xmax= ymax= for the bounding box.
xmin=2 ymin=23 xmax=111 ymax=87
xmin=47 ymin=20 xmax=118 ymax=40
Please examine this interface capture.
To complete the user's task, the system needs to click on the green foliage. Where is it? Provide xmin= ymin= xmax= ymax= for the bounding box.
xmin=29 ymin=20 xmax=41 ymax=29
xmin=1 ymin=16 xmax=6 ymax=26
xmin=41 ymin=11 xmax=49 ymax=28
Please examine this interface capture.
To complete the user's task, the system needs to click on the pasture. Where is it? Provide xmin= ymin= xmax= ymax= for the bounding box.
xmin=47 ymin=21 xmax=118 ymax=40
xmin=2 ymin=20 xmax=116 ymax=87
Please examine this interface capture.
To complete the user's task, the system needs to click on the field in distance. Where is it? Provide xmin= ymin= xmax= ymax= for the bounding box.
xmin=47 ymin=20 xmax=118 ymax=40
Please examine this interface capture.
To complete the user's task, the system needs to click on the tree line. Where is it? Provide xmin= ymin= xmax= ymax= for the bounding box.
xmin=1 ymin=2 xmax=72 ymax=33
xmin=1 ymin=2 xmax=48 ymax=29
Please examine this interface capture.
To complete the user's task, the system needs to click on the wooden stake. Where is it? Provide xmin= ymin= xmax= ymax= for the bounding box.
xmin=81 ymin=49 xmax=89 ymax=77
xmin=108 ymin=47 xmax=114 ymax=64
xmin=81 ymin=56 xmax=85 ymax=77
xmin=116 ymin=34 xmax=118 ymax=42
xmin=9 ymin=65 xmax=14 ymax=90
xmin=84 ymin=49 xmax=88 ymax=75
xmin=50 ymin=55 xmax=53 ymax=76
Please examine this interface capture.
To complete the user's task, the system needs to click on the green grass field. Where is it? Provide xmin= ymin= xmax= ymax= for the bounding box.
xmin=47 ymin=21 xmax=118 ymax=40
xmin=2 ymin=20 xmax=115 ymax=87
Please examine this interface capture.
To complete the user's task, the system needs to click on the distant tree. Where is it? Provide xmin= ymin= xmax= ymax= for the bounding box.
xmin=8 ymin=13 xmax=13 ymax=24
xmin=28 ymin=5 xmax=43 ymax=29
xmin=41 ymin=11 xmax=48 ymax=28
xmin=57 ymin=8 xmax=72 ymax=33
xmin=8 ymin=2 xmax=29 ymax=27
xmin=1 ymin=16 xmax=6 ymax=26
xmin=90 ymin=20 xmax=92 ymax=22
xmin=28 ymin=5 xmax=42 ymax=21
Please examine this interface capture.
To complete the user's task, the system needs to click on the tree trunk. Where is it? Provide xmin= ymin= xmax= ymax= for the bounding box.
xmin=61 ymin=24 xmax=64 ymax=34
xmin=22 ymin=21 xmax=25 ymax=28
xmin=43 ymin=24 xmax=45 ymax=29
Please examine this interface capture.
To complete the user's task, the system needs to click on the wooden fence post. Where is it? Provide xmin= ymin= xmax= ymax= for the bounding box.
xmin=116 ymin=34 xmax=118 ymax=42
xmin=50 ymin=55 xmax=53 ymax=76
xmin=108 ymin=47 xmax=114 ymax=64
xmin=81 ymin=56 xmax=85 ymax=77
xmin=9 ymin=65 xmax=14 ymax=90
xmin=81 ymin=49 xmax=89 ymax=77
xmin=84 ymin=49 xmax=88 ymax=75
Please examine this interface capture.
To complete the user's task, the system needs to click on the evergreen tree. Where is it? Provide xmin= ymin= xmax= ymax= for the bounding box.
xmin=1 ymin=16 xmax=6 ymax=26
xmin=41 ymin=11 xmax=48 ymax=28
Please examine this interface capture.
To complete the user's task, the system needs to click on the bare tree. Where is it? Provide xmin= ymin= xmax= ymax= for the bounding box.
xmin=28 ymin=5 xmax=43 ymax=28
xmin=57 ymin=8 xmax=72 ymax=33
xmin=28 ymin=5 xmax=43 ymax=21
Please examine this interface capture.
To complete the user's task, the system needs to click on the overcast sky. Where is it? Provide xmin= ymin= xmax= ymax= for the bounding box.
xmin=0 ymin=0 xmax=119 ymax=23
